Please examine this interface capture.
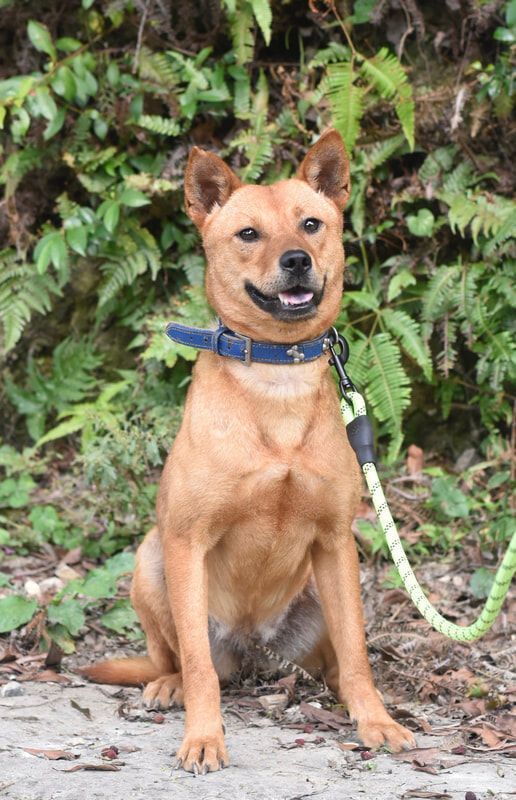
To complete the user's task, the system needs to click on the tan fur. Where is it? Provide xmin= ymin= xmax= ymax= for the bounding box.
xmin=82 ymin=130 xmax=416 ymax=773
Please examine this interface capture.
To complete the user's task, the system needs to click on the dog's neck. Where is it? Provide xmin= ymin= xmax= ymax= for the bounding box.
xmin=223 ymin=357 xmax=327 ymax=401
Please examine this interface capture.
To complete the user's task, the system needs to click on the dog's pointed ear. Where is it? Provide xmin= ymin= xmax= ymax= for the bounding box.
xmin=185 ymin=147 xmax=242 ymax=228
xmin=297 ymin=129 xmax=351 ymax=211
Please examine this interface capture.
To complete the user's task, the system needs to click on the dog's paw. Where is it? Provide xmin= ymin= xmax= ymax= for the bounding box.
xmin=174 ymin=729 xmax=229 ymax=775
xmin=142 ymin=673 xmax=184 ymax=710
xmin=357 ymin=715 xmax=416 ymax=753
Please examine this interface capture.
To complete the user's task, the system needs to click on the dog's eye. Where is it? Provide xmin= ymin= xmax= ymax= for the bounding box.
xmin=238 ymin=227 xmax=259 ymax=242
xmin=303 ymin=218 xmax=322 ymax=234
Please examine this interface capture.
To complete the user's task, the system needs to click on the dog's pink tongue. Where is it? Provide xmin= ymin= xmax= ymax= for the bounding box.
xmin=278 ymin=290 xmax=314 ymax=306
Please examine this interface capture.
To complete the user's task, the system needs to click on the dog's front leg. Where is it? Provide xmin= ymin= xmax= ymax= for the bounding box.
xmin=163 ymin=537 xmax=228 ymax=774
xmin=312 ymin=533 xmax=416 ymax=752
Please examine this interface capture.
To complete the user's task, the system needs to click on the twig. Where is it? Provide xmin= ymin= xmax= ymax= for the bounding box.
xmin=133 ymin=0 xmax=151 ymax=75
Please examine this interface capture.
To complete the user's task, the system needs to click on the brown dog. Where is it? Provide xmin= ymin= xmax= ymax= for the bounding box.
xmin=82 ymin=129 xmax=415 ymax=772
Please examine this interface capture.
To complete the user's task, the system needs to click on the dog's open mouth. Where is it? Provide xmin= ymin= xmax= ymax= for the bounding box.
xmin=245 ymin=281 xmax=324 ymax=320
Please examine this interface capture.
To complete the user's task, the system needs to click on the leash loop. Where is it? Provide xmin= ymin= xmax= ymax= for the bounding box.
xmin=329 ymin=334 xmax=515 ymax=642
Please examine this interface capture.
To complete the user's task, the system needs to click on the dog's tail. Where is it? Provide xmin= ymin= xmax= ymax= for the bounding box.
xmin=79 ymin=656 xmax=160 ymax=686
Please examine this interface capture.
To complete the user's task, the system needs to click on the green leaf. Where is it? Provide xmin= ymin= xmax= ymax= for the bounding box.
xmin=34 ymin=87 xmax=58 ymax=121
xmin=387 ymin=269 xmax=416 ymax=301
xmin=119 ymin=189 xmax=150 ymax=207
xmin=66 ymin=225 xmax=88 ymax=256
xmin=55 ymin=37 xmax=82 ymax=53
xmin=430 ymin=476 xmax=469 ymax=518
xmin=351 ymin=0 xmax=377 ymax=24
xmin=51 ymin=66 xmax=76 ymax=102
xmin=80 ymin=568 xmax=116 ymax=599
xmin=101 ymin=598 xmax=140 ymax=634
xmin=344 ymin=290 xmax=379 ymax=310
xmin=493 ymin=27 xmax=515 ymax=43
xmin=36 ymin=416 xmax=85 ymax=447
xmin=27 ymin=20 xmax=56 ymax=60
xmin=43 ymin=107 xmax=65 ymax=140
xmin=48 ymin=599 xmax=85 ymax=636
xmin=406 ymin=208 xmax=435 ymax=237
xmin=250 ymin=0 xmax=272 ymax=45
xmin=103 ymin=201 xmax=120 ymax=233
xmin=470 ymin=567 xmax=495 ymax=600
xmin=0 ymin=595 xmax=37 ymax=633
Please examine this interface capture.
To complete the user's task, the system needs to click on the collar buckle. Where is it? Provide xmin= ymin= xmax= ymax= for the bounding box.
xmin=233 ymin=331 xmax=253 ymax=366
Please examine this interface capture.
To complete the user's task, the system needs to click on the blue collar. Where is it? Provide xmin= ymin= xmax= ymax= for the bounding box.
xmin=165 ymin=322 xmax=331 ymax=366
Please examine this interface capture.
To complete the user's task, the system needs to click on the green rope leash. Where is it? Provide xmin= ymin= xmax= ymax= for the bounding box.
xmin=340 ymin=389 xmax=516 ymax=642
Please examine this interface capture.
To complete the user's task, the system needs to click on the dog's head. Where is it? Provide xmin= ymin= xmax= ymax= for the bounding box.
xmin=184 ymin=129 xmax=350 ymax=342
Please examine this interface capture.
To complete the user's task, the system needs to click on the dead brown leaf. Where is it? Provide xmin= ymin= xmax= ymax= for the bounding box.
xmin=299 ymin=701 xmax=349 ymax=730
xmin=70 ymin=699 xmax=92 ymax=720
xmin=393 ymin=746 xmax=441 ymax=766
xmin=24 ymin=748 xmax=78 ymax=761
xmin=277 ymin=673 xmax=297 ymax=697
xmin=18 ymin=669 xmax=70 ymax=684
xmin=59 ymin=763 xmax=121 ymax=772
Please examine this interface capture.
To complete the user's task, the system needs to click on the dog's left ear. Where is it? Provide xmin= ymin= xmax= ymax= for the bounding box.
xmin=185 ymin=147 xmax=242 ymax=229
xmin=297 ymin=129 xmax=350 ymax=211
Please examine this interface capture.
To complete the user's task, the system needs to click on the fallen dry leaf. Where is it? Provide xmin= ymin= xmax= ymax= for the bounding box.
xmin=300 ymin=701 xmax=349 ymax=731
xmin=24 ymin=748 xmax=78 ymax=761
xmin=59 ymin=763 xmax=120 ymax=772
xmin=70 ymin=699 xmax=92 ymax=720
xmin=392 ymin=747 xmax=441 ymax=766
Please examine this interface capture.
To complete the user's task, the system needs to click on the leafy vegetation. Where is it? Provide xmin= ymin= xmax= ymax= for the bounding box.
xmin=0 ymin=0 xmax=514 ymax=650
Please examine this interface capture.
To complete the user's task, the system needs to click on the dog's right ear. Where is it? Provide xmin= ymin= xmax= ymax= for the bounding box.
xmin=184 ymin=148 xmax=242 ymax=229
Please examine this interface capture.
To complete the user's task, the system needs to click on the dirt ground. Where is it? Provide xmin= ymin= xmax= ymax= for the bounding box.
xmin=0 ymin=679 xmax=514 ymax=800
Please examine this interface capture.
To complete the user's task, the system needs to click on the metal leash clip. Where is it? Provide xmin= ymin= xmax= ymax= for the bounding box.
xmin=327 ymin=327 xmax=355 ymax=396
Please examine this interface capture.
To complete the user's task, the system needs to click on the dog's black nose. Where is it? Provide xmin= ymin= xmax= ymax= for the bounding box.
xmin=279 ymin=249 xmax=312 ymax=274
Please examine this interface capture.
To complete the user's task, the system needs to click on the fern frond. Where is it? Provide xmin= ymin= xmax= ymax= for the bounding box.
xmin=422 ymin=265 xmax=460 ymax=323
xmin=441 ymin=161 xmax=476 ymax=194
xmin=366 ymin=333 xmax=411 ymax=459
xmin=475 ymin=331 xmax=516 ymax=390
xmin=327 ymin=61 xmax=364 ymax=151
xmin=436 ymin=316 xmax=458 ymax=377
xmin=483 ymin=209 xmax=516 ymax=255
xmin=360 ymin=48 xmax=408 ymax=99
xmin=231 ymin=128 xmax=274 ymax=181
xmin=360 ymin=49 xmax=414 ymax=148
xmin=98 ymin=223 xmax=161 ymax=306
xmin=0 ymin=249 xmax=59 ymax=351
xmin=382 ymin=309 xmax=432 ymax=380
xmin=365 ymin=133 xmax=405 ymax=170
xmin=138 ymin=48 xmax=178 ymax=89
xmin=308 ymin=43 xmax=350 ymax=68
xmin=250 ymin=0 xmax=272 ymax=45
xmin=136 ymin=114 xmax=181 ymax=136
xmin=0 ymin=146 xmax=43 ymax=198
xmin=228 ymin=1 xmax=255 ymax=65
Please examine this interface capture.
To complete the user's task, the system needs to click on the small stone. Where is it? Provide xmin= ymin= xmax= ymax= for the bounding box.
xmin=360 ymin=750 xmax=375 ymax=761
xmin=101 ymin=746 xmax=119 ymax=759
xmin=24 ymin=579 xmax=42 ymax=600
xmin=1 ymin=680 xmax=24 ymax=697
xmin=152 ymin=713 xmax=165 ymax=724
xmin=465 ymin=793 xmax=477 ymax=800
